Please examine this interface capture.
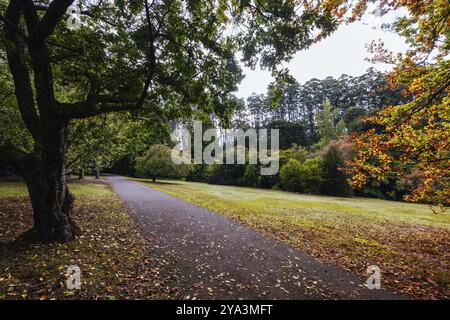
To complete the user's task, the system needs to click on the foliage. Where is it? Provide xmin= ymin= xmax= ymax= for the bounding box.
xmin=0 ymin=0 xmax=354 ymax=240
xmin=279 ymin=158 xmax=303 ymax=192
xmin=67 ymin=115 xmax=127 ymax=175
xmin=279 ymin=144 xmax=308 ymax=167
xmin=279 ymin=157 xmax=324 ymax=193
xmin=240 ymin=68 xmax=408 ymax=147
xmin=242 ymin=164 xmax=260 ymax=187
xmin=206 ymin=162 xmax=246 ymax=185
xmin=0 ymin=0 xmax=349 ymax=144
xmin=135 ymin=144 xmax=189 ymax=181
xmin=0 ymin=62 xmax=33 ymax=153
xmin=342 ymin=106 xmax=370 ymax=133
xmin=348 ymin=0 xmax=450 ymax=210
xmin=266 ymin=120 xmax=309 ymax=149
xmin=321 ymin=145 xmax=353 ymax=197
xmin=186 ymin=164 xmax=209 ymax=183
xmin=67 ymin=113 xmax=171 ymax=176
xmin=314 ymin=99 xmax=346 ymax=149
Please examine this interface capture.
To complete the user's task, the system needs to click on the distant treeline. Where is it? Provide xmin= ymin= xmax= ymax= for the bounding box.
xmin=183 ymin=69 xmax=413 ymax=200
xmin=232 ymin=67 xmax=409 ymax=148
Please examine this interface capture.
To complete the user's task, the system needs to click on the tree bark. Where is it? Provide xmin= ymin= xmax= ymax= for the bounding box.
xmin=23 ymin=124 xmax=80 ymax=242
xmin=94 ymin=167 xmax=100 ymax=179
xmin=78 ymin=169 xmax=84 ymax=180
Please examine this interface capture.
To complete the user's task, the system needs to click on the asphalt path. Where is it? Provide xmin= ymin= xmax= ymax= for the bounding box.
xmin=109 ymin=176 xmax=405 ymax=300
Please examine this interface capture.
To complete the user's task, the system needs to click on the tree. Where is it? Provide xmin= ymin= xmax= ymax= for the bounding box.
xmin=321 ymin=145 xmax=352 ymax=197
xmin=0 ymin=0 xmax=346 ymax=241
xmin=239 ymin=68 xmax=407 ymax=148
xmin=186 ymin=164 xmax=209 ymax=182
xmin=135 ymin=144 xmax=186 ymax=182
xmin=246 ymin=94 xmax=269 ymax=128
xmin=314 ymin=99 xmax=345 ymax=148
xmin=348 ymin=0 xmax=450 ymax=210
xmin=266 ymin=120 xmax=308 ymax=149
xmin=66 ymin=114 xmax=129 ymax=179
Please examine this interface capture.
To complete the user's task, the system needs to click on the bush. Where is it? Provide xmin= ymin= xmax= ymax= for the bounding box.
xmin=279 ymin=158 xmax=303 ymax=192
xmin=259 ymin=174 xmax=278 ymax=189
xmin=279 ymin=157 xmax=324 ymax=193
xmin=242 ymin=164 xmax=260 ymax=187
xmin=206 ymin=163 xmax=246 ymax=185
xmin=298 ymin=157 xmax=324 ymax=193
xmin=321 ymin=145 xmax=353 ymax=197
xmin=279 ymin=144 xmax=308 ymax=167
xmin=135 ymin=144 xmax=189 ymax=181
xmin=186 ymin=164 xmax=209 ymax=182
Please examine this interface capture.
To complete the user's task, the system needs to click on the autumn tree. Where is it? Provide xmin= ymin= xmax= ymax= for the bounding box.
xmin=348 ymin=0 xmax=450 ymax=211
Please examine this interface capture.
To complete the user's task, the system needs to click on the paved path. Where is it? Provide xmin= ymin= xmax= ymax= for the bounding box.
xmin=108 ymin=176 xmax=405 ymax=300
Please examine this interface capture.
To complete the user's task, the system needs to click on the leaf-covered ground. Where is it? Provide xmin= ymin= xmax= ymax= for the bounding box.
xmin=137 ymin=179 xmax=450 ymax=300
xmin=0 ymin=178 xmax=174 ymax=300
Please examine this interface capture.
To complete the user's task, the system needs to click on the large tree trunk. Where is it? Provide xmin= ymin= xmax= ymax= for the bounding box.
xmin=23 ymin=124 xmax=80 ymax=242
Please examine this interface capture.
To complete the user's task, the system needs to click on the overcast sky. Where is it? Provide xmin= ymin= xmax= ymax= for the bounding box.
xmin=236 ymin=11 xmax=409 ymax=99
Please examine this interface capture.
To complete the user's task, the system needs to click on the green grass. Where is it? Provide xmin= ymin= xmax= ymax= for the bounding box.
xmin=0 ymin=181 xmax=28 ymax=197
xmin=135 ymin=179 xmax=449 ymax=227
xmin=0 ymin=178 xmax=171 ymax=300
xmin=0 ymin=178 xmax=113 ymax=198
xmin=135 ymin=178 xmax=450 ymax=299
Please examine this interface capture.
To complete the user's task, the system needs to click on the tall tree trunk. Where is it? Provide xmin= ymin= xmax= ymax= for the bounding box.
xmin=23 ymin=123 xmax=80 ymax=242
xmin=78 ymin=169 xmax=84 ymax=180
xmin=94 ymin=167 xmax=100 ymax=179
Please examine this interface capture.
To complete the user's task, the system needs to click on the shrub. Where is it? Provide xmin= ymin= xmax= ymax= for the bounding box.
xmin=279 ymin=157 xmax=324 ymax=193
xmin=206 ymin=163 xmax=246 ymax=185
xmin=279 ymin=158 xmax=303 ymax=192
xmin=321 ymin=145 xmax=353 ymax=196
xmin=298 ymin=157 xmax=324 ymax=193
xmin=243 ymin=164 xmax=260 ymax=187
xmin=279 ymin=144 xmax=308 ymax=167
xmin=135 ymin=144 xmax=189 ymax=181
xmin=186 ymin=164 xmax=209 ymax=182
xmin=260 ymin=174 xmax=278 ymax=189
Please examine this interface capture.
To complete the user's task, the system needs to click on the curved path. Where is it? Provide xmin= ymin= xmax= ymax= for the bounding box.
xmin=108 ymin=176 xmax=405 ymax=300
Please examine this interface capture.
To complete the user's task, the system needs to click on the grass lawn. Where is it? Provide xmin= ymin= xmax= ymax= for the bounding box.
xmin=0 ymin=178 xmax=172 ymax=300
xmin=136 ymin=179 xmax=450 ymax=300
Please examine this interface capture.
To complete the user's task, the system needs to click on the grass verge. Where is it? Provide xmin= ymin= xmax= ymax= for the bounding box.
xmin=0 ymin=178 xmax=173 ymax=300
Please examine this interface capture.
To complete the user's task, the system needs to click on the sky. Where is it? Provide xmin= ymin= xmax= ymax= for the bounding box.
xmin=236 ymin=12 xmax=409 ymax=100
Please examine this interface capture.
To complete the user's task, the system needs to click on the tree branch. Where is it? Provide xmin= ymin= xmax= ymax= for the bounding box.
xmin=30 ymin=0 xmax=75 ymax=48
xmin=62 ymin=0 xmax=157 ymax=120
xmin=3 ymin=0 xmax=41 ymax=141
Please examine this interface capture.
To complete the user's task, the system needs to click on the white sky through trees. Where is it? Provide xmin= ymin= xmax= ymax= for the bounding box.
xmin=237 ymin=10 xmax=409 ymax=99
